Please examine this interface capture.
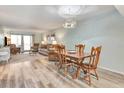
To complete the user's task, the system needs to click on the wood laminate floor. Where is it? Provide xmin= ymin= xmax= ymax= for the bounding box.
xmin=0 ymin=53 xmax=124 ymax=88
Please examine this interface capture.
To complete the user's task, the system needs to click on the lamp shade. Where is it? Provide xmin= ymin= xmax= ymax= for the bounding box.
xmin=41 ymin=41 xmax=45 ymax=44
xmin=52 ymin=40 xmax=57 ymax=44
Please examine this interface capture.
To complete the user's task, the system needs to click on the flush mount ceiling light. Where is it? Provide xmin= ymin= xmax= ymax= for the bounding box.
xmin=58 ymin=5 xmax=84 ymax=29
xmin=58 ymin=5 xmax=83 ymax=19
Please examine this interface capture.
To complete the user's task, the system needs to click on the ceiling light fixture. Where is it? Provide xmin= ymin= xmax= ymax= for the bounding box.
xmin=63 ymin=19 xmax=77 ymax=29
xmin=58 ymin=5 xmax=82 ymax=18
xmin=58 ymin=5 xmax=84 ymax=29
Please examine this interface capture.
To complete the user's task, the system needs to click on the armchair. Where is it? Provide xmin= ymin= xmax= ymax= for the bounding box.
xmin=80 ymin=46 xmax=102 ymax=85
xmin=10 ymin=44 xmax=20 ymax=55
xmin=29 ymin=43 xmax=39 ymax=55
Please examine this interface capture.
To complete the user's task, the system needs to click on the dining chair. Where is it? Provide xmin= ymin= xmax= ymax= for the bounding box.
xmin=57 ymin=44 xmax=66 ymax=69
xmin=53 ymin=44 xmax=63 ymax=62
xmin=75 ymin=44 xmax=85 ymax=56
xmin=57 ymin=45 xmax=73 ymax=76
xmin=70 ymin=44 xmax=85 ymax=73
xmin=81 ymin=46 xmax=102 ymax=85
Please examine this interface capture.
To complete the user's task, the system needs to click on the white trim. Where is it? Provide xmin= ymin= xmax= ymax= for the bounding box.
xmin=98 ymin=66 xmax=124 ymax=76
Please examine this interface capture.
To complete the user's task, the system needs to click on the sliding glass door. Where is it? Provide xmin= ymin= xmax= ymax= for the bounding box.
xmin=23 ymin=35 xmax=32 ymax=51
xmin=11 ymin=35 xmax=22 ymax=47
xmin=11 ymin=34 xmax=33 ymax=52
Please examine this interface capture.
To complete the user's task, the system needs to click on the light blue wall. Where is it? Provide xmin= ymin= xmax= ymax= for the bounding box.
xmin=0 ymin=35 xmax=4 ymax=47
xmin=46 ymin=10 xmax=124 ymax=73
xmin=0 ymin=29 xmax=4 ymax=47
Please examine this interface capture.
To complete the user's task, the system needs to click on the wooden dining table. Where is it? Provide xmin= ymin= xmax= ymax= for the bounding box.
xmin=63 ymin=50 xmax=92 ymax=79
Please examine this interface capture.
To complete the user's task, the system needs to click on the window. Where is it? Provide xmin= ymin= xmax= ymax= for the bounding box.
xmin=11 ymin=35 xmax=21 ymax=47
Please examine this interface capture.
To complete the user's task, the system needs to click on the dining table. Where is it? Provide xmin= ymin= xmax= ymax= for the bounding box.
xmin=63 ymin=50 xmax=92 ymax=79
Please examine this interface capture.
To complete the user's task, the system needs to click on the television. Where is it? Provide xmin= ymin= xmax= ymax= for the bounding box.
xmin=0 ymin=34 xmax=4 ymax=48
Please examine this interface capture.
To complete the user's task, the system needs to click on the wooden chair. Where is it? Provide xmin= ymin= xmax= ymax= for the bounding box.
xmin=70 ymin=44 xmax=85 ymax=67
xmin=57 ymin=45 xmax=66 ymax=69
xmin=81 ymin=46 xmax=102 ymax=85
xmin=31 ymin=43 xmax=39 ymax=52
xmin=10 ymin=44 xmax=20 ymax=55
xmin=57 ymin=45 xmax=72 ymax=76
xmin=67 ymin=44 xmax=85 ymax=78
xmin=30 ymin=43 xmax=39 ymax=55
xmin=49 ymin=44 xmax=61 ymax=61
xmin=75 ymin=44 xmax=85 ymax=56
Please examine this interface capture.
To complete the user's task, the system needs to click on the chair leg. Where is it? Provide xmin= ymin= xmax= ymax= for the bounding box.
xmin=64 ymin=66 xmax=68 ymax=77
xmin=57 ymin=62 xmax=63 ymax=71
xmin=83 ymin=69 xmax=91 ymax=86
xmin=94 ymin=69 xmax=99 ymax=80
xmin=87 ymin=70 xmax=91 ymax=85
xmin=70 ymin=64 xmax=75 ymax=73
xmin=64 ymin=64 xmax=70 ymax=77
xmin=58 ymin=64 xmax=62 ymax=70
xmin=72 ymin=66 xmax=81 ymax=79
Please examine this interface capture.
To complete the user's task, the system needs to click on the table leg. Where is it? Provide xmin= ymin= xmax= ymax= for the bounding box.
xmin=72 ymin=59 xmax=82 ymax=79
xmin=72 ymin=66 xmax=81 ymax=79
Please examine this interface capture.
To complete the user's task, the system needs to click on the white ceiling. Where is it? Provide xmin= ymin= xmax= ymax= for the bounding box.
xmin=0 ymin=5 xmax=118 ymax=33
xmin=115 ymin=5 xmax=124 ymax=16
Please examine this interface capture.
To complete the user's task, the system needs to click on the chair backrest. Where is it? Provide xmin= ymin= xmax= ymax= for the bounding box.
xmin=34 ymin=43 xmax=39 ymax=48
xmin=9 ymin=44 xmax=17 ymax=54
xmin=57 ymin=45 xmax=66 ymax=64
xmin=89 ymin=46 xmax=102 ymax=68
xmin=53 ymin=44 xmax=61 ymax=52
xmin=59 ymin=45 xmax=66 ymax=54
xmin=10 ymin=44 xmax=16 ymax=49
xmin=75 ymin=44 xmax=85 ymax=56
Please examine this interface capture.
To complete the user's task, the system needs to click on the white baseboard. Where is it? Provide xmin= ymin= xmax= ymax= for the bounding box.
xmin=98 ymin=66 xmax=124 ymax=76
